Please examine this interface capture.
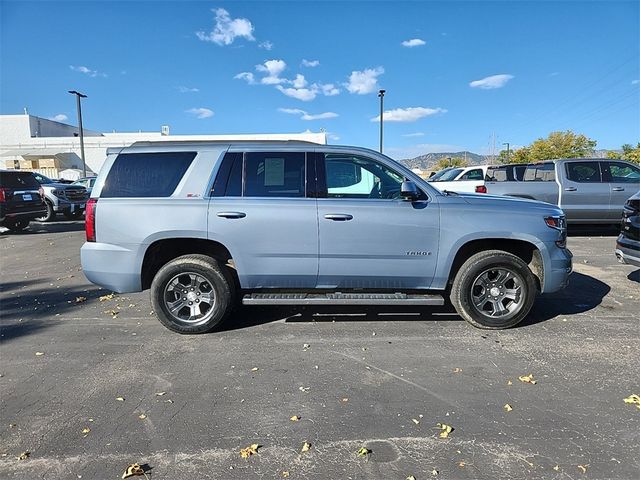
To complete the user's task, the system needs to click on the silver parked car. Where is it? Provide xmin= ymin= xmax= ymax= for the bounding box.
xmin=81 ymin=141 xmax=572 ymax=333
xmin=484 ymin=158 xmax=640 ymax=224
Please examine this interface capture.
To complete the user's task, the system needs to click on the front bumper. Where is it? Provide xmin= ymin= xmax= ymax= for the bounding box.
xmin=543 ymin=246 xmax=573 ymax=293
xmin=615 ymin=235 xmax=640 ymax=268
xmin=53 ymin=198 xmax=87 ymax=213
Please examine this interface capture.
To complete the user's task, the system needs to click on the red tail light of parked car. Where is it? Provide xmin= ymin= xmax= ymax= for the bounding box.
xmin=85 ymin=198 xmax=97 ymax=242
xmin=475 ymin=185 xmax=487 ymax=193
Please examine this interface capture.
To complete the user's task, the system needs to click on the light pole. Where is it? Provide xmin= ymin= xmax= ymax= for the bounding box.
xmin=68 ymin=90 xmax=87 ymax=178
xmin=502 ymin=142 xmax=510 ymax=163
xmin=378 ymin=89 xmax=385 ymax=153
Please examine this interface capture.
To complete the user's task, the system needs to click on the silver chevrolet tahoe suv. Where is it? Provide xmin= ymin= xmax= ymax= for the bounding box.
xmin=81 ymin=141 xmax=572 ymax=334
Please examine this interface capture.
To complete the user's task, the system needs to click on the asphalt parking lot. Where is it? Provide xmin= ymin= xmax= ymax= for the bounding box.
xmin=0 ymin=221 xmax=638 ymax=480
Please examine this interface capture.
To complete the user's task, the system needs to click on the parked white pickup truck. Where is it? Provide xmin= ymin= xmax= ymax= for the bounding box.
xmin=428 ymin=165 xmax=488 ymax=193
xmin=484 ymin=158 xmax=640 ymax=224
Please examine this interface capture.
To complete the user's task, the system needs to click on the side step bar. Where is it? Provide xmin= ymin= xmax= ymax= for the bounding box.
xmin=242 ymin=292 xmax=444 ymax=306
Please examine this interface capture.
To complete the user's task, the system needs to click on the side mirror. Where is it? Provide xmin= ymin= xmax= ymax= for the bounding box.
xmin=401 ymin=180 xmax=420 ymax=201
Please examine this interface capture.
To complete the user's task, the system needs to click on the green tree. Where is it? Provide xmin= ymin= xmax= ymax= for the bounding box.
xmin=527 ymin=130 xmax=597 ymax=161
xmin=434 ymin=157 xmax=469 ymax=170
xmin=607 ymin=150 xmax=622 ymax=159
xmin=621 ymin=143 xmax=640 ymax=164
xmin=497 ymin=147 xmax=531 ymax=164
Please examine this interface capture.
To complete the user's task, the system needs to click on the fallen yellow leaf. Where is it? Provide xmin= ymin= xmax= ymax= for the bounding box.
xmin=155 ymin=392 xmax=166 ymax=396
xmin=504 ymin=404 xmax=513 ymax=412
xmin=116 ymin=397 xmax=125 ymax=402
xmin=35 ymin=352 xmax=45 ymax=356
xmin=357 ymin=447 xmax=371 ymax=457
xmin=99 ymin=293 xmax=115 ymax=302
xmin=407 ymin=476 xmax=417 ymax=480
xmin=623 ymin=394 xmax=640 ymax=406
xmin=578 ymin=465 xmax=588 ymax=473
xmin=18 ymin=451 xmax=30 ymax=460
xmin=436 ymin=423 xmax=453 ymax=438
xmin=507 ymin=380 xmax=513 ymax=385
xmin=122 ymin=463 xmax=145 ymax=478
xmin=164 ymin=399 xmax=174 ymax=404
xmin=553 ymin=465 xmax=560 ymax=471
xmin=453 ymin=368 xmax=462 ymax=373
xmin=240 ymin=443 xmax=260 ymax=458
xmin=290 ymin=415 xmax=300 ymax=421
xmin=282 ymin=472 xmax=290 ymax=478
xmin=518 ymin=374 xmax=537 ymax=385
xmin=81 ymin=427 xmax=90 ymax=434
xmin=301 ymin=441 xmax=311 ymax=453
xmin=138 ymin=414 xmax=146 ymax=420
xmin=412 ymin=418 xmax=420 ymax=425
xmin=432 ymin=469 xmax=439 ymax=476
xmin=458 ymin=461 xmax=466 ymax=468
xmin=75 ymin=296 xmax=87 ymax=303
xmin=251 ymin=367 xmax=259 ymax=372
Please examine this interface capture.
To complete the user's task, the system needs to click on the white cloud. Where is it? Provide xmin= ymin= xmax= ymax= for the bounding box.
xmin=196 ymin=8 xmax=255 ymax=45
xmin=302 ymin=59 xmax=320 ymax=67
xmin=371 ymin=107 xmax=447 ymax=123
xmin=256 ymin=59 xmax=287 ymax=84
xmin=234 ymin=72 xmax=256 ymax=84
xmin=276 ymin=85 xmax=317 ymax=101
xmin=345 ymin=67 xmax=384 ymax=94
xmin=469 ymin=74 xmax=514 ymax=89
xmin=259 ymin=41 xmax=273 ymax=50
xmin=401 ymin=38 xmax=426 ymax=47
xmin=318 ymin=83 xmax=340 ymax=96
xmin=292 ymin=74 xmax=307 ymax=88
xmin=402 ymin=132 xmax=425 ymax=137
xmin=48 ymin=114 xmax=68 ymax=122
xmin=69 ymin=65 xmax=106 ymax=78
xmin=177 ymin=86 xmax=200 ymax=93
xmin=279 ymin=108 xmax=338 ymax=121
xmin=632 ymin=79 xmax=639 ymax=85
xmin=186 ymin=107 xmax=214 ymax=119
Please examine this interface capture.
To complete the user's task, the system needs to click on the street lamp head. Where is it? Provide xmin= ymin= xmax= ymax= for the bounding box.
xmin=378 ymin=89 xmax=386 ymax=97
xmin=68 ymin=90 xmax=87 ymax=98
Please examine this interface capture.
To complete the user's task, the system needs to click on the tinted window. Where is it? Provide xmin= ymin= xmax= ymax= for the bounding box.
xmin=565 ymin=162 xmax=602 ymax=183
xmin=211 ymin=152 xmax=242 ymax=197
xmin=33 ymin=173 xmax=54 ymax=184
xmin=101 ymin=152 xmax=196 ymax=198
xmin=0 ymin=172 xmax=40 ymax=189
xmin=604 ymin=161 xmax=640 ymax=184
xmin=514 ymin=165 xmax=527 ymax=181
xmin=244 ymin=152 xmax=305 ymax=197
xmin=486 ymin=167 xmax=507 ymax=181
xmin=324 ymin=154 xmax=406 ymax=199
xmin=524 ymin=163 xmax=555 ymax=181
xmin=432 ymin=168 xmax=464 ymax=182
xmin=460 ymin=169 xmax=483 ymax=181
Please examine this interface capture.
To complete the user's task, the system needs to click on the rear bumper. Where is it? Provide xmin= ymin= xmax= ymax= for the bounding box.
xmin=81 ymin=242 xmax=143 ymax=293
xmin=0 ymin=206 xmax=48 ymax=223
xmin=616 ymin=234 xmax=640 ymax=268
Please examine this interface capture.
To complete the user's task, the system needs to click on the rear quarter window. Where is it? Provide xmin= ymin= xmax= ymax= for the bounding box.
xmin=101 ymin=152 xmax=196 ymax=198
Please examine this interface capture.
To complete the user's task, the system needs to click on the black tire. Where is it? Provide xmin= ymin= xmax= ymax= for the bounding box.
xmin=63 ymin=210 xmax=84 ymax=220
xmin=450 ymin=250 xmax=537 ymax=329
xmin=5 ymin=218 xmax=30 ymax=232
xmin=36 ymin=200 xmax=55 ymax=222
xmin=150 ymin=254 xmax=234 ymax=334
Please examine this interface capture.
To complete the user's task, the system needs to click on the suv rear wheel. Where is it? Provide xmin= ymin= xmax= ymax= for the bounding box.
xmin=4 ymin=218 xmax=30 ymax=232
xmin=150 ymin=254 xmax=234 ymax=334
xmin=450 ymin=250 xmax=537 ymax=329
xmin=36 ymin=200 xmax=54 ymax=222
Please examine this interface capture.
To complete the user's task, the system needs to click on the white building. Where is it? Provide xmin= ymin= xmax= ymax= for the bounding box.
xmin=0 ymin=114 xmax=326 ymax=178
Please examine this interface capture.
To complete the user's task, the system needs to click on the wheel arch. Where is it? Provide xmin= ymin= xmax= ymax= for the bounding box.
xmin=141 ymin=238 xmax=239 ymax=291
xmin=447 ymin=238 xmax=544 ymax=291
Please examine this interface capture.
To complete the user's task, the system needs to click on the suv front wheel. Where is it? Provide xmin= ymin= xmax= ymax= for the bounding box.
xmin=450 ymin=250 xmax=537 ymax=329
xmin=150 ymin=254 xmax=234 ymax=334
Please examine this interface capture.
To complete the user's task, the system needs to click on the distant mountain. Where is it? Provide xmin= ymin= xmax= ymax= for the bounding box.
xmin=398 ymin=151 xmax=488 ymax=171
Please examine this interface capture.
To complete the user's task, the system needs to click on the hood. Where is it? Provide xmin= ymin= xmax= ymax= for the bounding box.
xmin=43 ymin=182 xmax=85 ymax=189
xmin=450 ymin=191 xmax=564 ymax=215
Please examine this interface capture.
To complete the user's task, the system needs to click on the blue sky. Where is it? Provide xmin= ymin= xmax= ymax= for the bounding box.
xmin=1 ymin=0 xmax=638 ymax=158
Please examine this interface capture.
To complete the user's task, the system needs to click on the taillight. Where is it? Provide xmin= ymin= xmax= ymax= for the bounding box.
xmin=85 ymin=198 xmax=97 ymax=242
xmin=475 ymin=185 xmax=487 ymax=193
xmin=0 ymin=188 xmax=6 ymax=203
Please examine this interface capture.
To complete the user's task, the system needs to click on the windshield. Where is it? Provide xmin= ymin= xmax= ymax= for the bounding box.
xmin=428 ymin=168 xmax=453 ymax=181
xmin=32 ymin=173 xmax=55 ymax=184
xmin=431 ymin=168 xmax=464 ymax=182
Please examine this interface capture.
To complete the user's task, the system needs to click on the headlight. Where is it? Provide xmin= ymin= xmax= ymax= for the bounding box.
xmin=52 ymin=189 xmax=64 ymax=197
xmin=544 ymin=215 xmax=567 ymax=248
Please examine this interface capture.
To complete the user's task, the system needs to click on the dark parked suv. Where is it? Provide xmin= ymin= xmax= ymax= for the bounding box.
xmin=0 ymin=170 xmax=47 ymax=232
xmin=615 ymin=191 xmax=640 ymax=268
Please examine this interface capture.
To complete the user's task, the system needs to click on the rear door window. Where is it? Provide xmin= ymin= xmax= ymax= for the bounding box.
xmin=244 ymin=152 xmax=306 ymax=197
xmin=101 ymin=152 xmax=196 ymax=198
xmin=565 ymin=162 xmax=602 ymax=183
xmin=459 ymin=168 xmax=483 ymax=181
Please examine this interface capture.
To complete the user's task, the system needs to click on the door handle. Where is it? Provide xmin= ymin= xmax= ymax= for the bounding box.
xmin=564 ymin=187 xmax=577 ymax=191
xmin=324 ymin=214 xmax=353 ymax=221
xmin=216 ymin=211 xmax=246 ymax=219
xmin=612 ymin=187 xmax=625 ymax=192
